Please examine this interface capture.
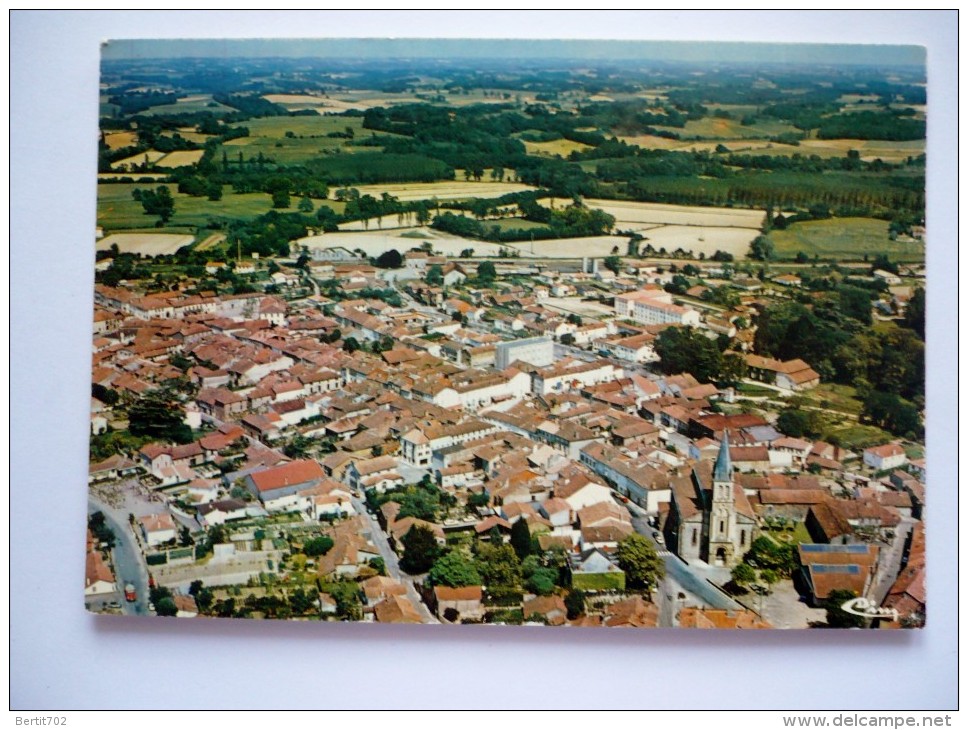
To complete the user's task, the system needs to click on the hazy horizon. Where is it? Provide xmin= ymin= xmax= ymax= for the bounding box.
xmin=101 ymin=37 xmax=926 ymax=69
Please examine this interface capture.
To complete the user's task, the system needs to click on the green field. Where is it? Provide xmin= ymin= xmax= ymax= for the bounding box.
xmin=485 ymin=217 xmax=550 ymax=232
xmin=221 ymin=137 xmax=375 ymax=165
xmin=217 ymin=116 xmax=388 ymax=165
xmin=653 ymin=117 xmax=800 ymax=140
xmin=769 ymin=218 xmax=924 ymax=262
xmin=142 ymin=96 xmax=238 ymax=116
xmin=231 ymin=115 xmax=369 ymax=138
xmin=825 ymin=424 xmax=896 ymax=450
xmin=97 ymin=182 xmax=340 ymax=230
xmin=799 ymin=383 xmax=863 ymax=416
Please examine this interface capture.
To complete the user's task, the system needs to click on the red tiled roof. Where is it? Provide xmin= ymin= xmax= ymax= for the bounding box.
xmin=249 ymin=459 xmax=324 ymax=493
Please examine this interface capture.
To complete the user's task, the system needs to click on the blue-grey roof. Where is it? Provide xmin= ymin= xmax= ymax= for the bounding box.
xmin=744 ymin=425 xmax=782 ymax=443
xmin=714 ymin=430 xmax=733 ymax=482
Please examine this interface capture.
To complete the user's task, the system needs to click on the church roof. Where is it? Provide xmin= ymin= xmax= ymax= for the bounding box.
xmin=714 ymin=430 xmax=733 ymax=482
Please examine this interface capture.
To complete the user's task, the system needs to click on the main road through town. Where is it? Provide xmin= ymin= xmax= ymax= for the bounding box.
xmin=626 ymin=503 xmax=741 ymax=622
xmin=89 ymin=497 xmax=151 ymax=616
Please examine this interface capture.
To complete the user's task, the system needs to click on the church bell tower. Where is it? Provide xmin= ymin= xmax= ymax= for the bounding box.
xmin=707 ymin=430 xmax=738 ymax=567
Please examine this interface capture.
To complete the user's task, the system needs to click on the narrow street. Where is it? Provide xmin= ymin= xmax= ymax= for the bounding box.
xmin=351 ymin=496 xmax=439 ymax=623
xmin=869 ymin=516 xmax=915 ymax=605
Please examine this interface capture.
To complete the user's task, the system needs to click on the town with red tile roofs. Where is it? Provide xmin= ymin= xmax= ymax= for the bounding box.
xmin=86 ymin=45 xmax=926 ymax=629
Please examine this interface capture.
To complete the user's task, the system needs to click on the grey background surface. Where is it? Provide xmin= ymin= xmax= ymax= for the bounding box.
xmin=10 ymin=10 xmax=957 ymax=710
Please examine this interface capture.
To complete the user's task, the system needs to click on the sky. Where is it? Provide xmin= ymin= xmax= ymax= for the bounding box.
xmin=101 ymin=36 xmax=926 ymax=68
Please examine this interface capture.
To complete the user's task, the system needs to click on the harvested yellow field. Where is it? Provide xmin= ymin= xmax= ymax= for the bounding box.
xmin=263 ymin=94 xmax=328 ymax=105
xmin=264 ymin=93 xmax=380 ymax=113
xmin=103 ymin=131 xmax=138 ymax=150
xmin=634 ymin=225 xmax=758 ymax=258
xmin=617 ymin=134 xmax=686 ymax=150
xmin=195 ymin=233 xmax=226 ymax=251
xmin=504 ymin=235 xmax=624 ymax=258
xmin=96 ymin=233 xmax=195 ymax=257
xmin=559 ymin=198 xmax=765 ymax=229
xmin=111 ymin=149 xmax=166 ymax=170
xmin=523 ymin=139 xmax=592 ymax=157
xmin=155 ymin=150 xmax=205 ymax=168
xmin=348 ymin=180 xmax=537 ymax=202
xmin=300 ymin=220 xmax=757 ymax=261
xmin=797 ymin=138 xmax=924 ymax=162
xmin=504 ymin=227 xmax=757 ymax=259
xmin=169 ymin=129 xmax=215 ymax=144
xmin=297 ymin=228 xmax=511 ymax=258
xmin=98 ymin=173 xmax=168 ymax=182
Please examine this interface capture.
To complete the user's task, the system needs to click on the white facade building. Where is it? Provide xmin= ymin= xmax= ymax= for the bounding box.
xmin=614 ymin=289 xmax=701 ymax=327
xmin=495 ymin=337 xmax=555 ymax=370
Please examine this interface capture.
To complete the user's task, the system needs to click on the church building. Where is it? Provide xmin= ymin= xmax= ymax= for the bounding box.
xmin=665 ymin=431 xmax=758 ymax=567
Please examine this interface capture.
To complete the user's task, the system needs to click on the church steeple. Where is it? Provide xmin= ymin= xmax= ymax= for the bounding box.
xmin=714 ymin=429 xmax=733 ymax=483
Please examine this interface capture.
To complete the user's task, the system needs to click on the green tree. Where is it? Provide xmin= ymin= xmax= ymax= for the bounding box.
xmin=289 ymin=587 xmax=316 ymax=615
xmin=342 ymin=337 xmax=361 ymax=353
xmin=776 ymin=408 xmax=824 ymax=439
xmin=901 ymin=287 xmax=925 ymax=340
xmin=474 ymin=542 xmax=521 ymax=587
xmin=303 ymin=536 xmax=334 ymax=557
xmin=653 ymin=326 xmax=723 ymax=383
xmin=477 ymin=260 xmax=497 ymax=284
xmin=375 ymin=249 xmax=403 ymax=268
xmin=127 ymin=389 xmax=193 ymax=443
xmin=398 ymin=487 xmax=441 ymax=522
xmin=719 ymin=353 xmax=748 ymax=387
xmin=92 ymin=383 xmax=120 ymax=406
xmin=425 ymin=264 xmax=444 ymax=286
xmin=510 ymin=519 xmax=532 ymax=560
xmin=838 ymin=284 xmax=874 ymax=325
xmin=272 ymin=189 xmax=291 ymax=209
xmin=429 ymin=549 xmax=482 ymax=588
xmin=616 ymin=533 xmax=665 ymax=593
xmin=748 ymin=235 xmax=776 ymax=261
xmin=400 ymin=525 xmax=440 ymax=574
xmin=298 ymin=196 xmax=314 ymax=213
xmin=603 ymin=255 xmax=623 ymax=274
xmin=133 ymin=185 xmax=175 ymax=223
xmin=195 ymin=588 xmax=214 ymax=613
xmin=760 ymin=569 xmax=780 ymax=594
xmin=526 ymin=566 xmax=558 ymax=595
xmin=824 ymin=589 xmax=867 ymax=628
xmin=369 ymin=557 xmax=386 ymax=576
xmin=744 ymin=536 xmax=796 ymax=576
xmin=87 ymin=511 xmax=116 ymax=550
xmin=155 ymin=597 xmax=178 ymax=617
xmin=565 ymin=589 xmax=586 ymax=620
xmin=730 ymin=562 xmax=756 ymax=588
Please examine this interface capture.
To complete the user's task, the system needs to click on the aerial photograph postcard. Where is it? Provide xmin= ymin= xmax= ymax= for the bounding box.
xmin=86 ymin=37 xmax=927 ymax=629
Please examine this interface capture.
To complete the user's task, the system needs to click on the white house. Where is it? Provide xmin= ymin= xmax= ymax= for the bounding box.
xmin=85 ymin=550 xmax=116 ymax=597
xmin=139 ymin=512 xmax=177 ymax=548
xmin=863 ymin=443 xmax=908 ymax=472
